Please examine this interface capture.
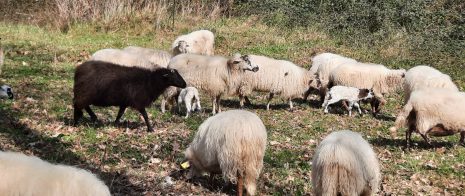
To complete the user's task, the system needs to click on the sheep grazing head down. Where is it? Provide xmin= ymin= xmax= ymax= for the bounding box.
xmin=176 ymin=40 xmax=189 ymax=54
xmin=0 ymin=85 xmax=13 ymax=99
xmin=231 ymin=53 xmax=259 ymax=72
xmin=160 ymin=68 xmax=187 ymax=88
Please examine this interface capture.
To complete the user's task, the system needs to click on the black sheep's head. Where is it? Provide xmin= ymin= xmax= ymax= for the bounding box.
xmin=161 ymin=69 xmax=187 ymax=88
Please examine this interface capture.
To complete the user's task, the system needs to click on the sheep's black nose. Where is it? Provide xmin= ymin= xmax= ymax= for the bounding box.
xmin=252 ymin=66 xmax=259 ymax=72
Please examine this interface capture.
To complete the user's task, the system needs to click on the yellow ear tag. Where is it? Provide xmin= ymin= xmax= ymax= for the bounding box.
xmin=181 ymin=161 xmax=190 ymax=169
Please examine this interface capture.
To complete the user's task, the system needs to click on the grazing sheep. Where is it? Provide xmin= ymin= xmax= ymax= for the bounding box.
xmin=171 ymin=30 xmax=215 ymax=56
xmin=0 ymin=85 xmax=13 ymax=99
xmin=73 ymin=60 xmax=186 ymax=132
xmin=168 ymin=53 xmax=259 ymax=114
xmin=312 ymin=130 xmax=381 ymax=196
xmin=90 ymin=48 xmax=159 ymax=70
xmin=0 ymin=151 xmax=111 ymax=196
xmin=237 ymin=55 xmax=316 ymax=110
xmin=322 ymin=86 xmax=374 ymax=116
xmin=307 ymin=53 xmax=357 ymax=101
xmin=177 ymin=87 xmax=201 ymax=118
xmin=185 ymin=110 xmax=267 ymax=196
xmin=403 ymin=65 xmax=458 ymax=103
xmin=329 ymin=62 xmax=405 ymax=113
xmin=160 ymin=86 xmax=181 ymax=113
xmin=123 ymin=46 xmax=172 ymax=68
xmin=389 ymin=89 xmax=465 ymax=148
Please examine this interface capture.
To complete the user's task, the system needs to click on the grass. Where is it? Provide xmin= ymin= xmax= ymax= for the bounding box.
xmin=1 ymin=18 xmax=465 ymax=195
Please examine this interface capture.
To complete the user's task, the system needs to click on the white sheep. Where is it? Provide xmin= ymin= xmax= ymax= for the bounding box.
xmin=172 ymin=30 xmax=215 ymax=56
xmin=123 ymin=46 xmax=173 ymax=68
xmin=177 ymin=87 xmax=201 ymax=118
xmin=237 ymin=55 xmax=316 ymax=110
xmin=167 ymin=53 xmax=259 ymax=114
xmin=322 ymin=86 xmax=374 ymax=116
xmin=185 ymin=110 xmax=267 ymax=196
xmin=0 ymin=84 xmax=13 ymax=99
xmin=389 ymin=88 xmax=465 ymax=148
xmin=403 ymin=65 xmax=458 ymax=103
xmin=329 ymin=62 xmax=405 ymax=113
xmin=312 ymin=130 xmax=381 ymax=196
xmin=90 ymin=48 xmax=159 ymax=70
xmin=309 ymin=53 xmax=357 ymax=101
xmin=0 ymin=151 xmax=111 ymax=196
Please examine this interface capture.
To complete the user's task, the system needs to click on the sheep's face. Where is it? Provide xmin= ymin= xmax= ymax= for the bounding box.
xmin=231 ymin=54 xmax=259 ymax=72
xmin=358 ymin=88 xmax=374 ymax=100
xmin=161 ymin=69 xmax=187 ymax=88
xmin=176 ymin=41 xmax=189 ymax=54
xmin=0 ymin=85 xmax=13 ymax=99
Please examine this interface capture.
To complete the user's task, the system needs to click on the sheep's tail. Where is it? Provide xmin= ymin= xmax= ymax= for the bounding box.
xmin=313 ymin=144 xmax=359 ymax=196
xmin=389 ymin=101 xmax=413 ymax=137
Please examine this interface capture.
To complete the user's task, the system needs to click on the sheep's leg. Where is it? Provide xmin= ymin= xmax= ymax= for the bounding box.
xmin=161 ymin=98 xmax=167 ymax=113
xmin=244 ymin=96 xmax=252 ymax=106
xmin=341 ymin=100 xmax=349 ymax=115
xmin=177 ymin=96 xmax=183 ymax=114
xmin=212 ymin=97 xmax=217 ymax=114
xmin=405 ymin=125 xmax=414 ymax=150
xmin=239 ymin=95 xmax=245 ymax=108
xmin=73 ymin=107 xmax=83 ymax=125
xmin=216 ymin=95 xmax=222 ymax=113
xmin=347 ymin=101 xmax=354 ymax=117
xmin=324 ymin=99 xmax=340 ymax=114
xmin=288 ymin=99 xmax=294 ymax=110
xmin=85 ymin=106 xmax=98 ymax=122
xmin=266 ymin=93 xmax=274 ymax=110
xmin=185 ymin=100 xmax=192 ymax=119
xmin=420 ymin=133 xmax=431 ymax=146
xmin=237 ymin=171 xmax=243 ymax=196
xmin=114 ymin=106 xmax=127 ymax=124
xmin=138 ymin=108 xmax=153 ymax=132
xmin=460 ymin=130 xmax=464 ymax=146
xmin=354 ymin=102 xmax=362 ymax=116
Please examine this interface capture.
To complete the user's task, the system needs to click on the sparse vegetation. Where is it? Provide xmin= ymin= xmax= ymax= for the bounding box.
xmin=0 ymin=1 xmax=464 ymax=195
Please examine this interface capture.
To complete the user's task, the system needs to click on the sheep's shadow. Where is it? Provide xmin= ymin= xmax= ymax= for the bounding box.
xmin=370 ymin=136 xmax=456 ymax=150
xmin=0 ymin=107 xmax=146 ymax=195
xmin=373 ymin=113 xmax=396 ymax=121
xmin=168 ymin=169 xmax=237 ymax=195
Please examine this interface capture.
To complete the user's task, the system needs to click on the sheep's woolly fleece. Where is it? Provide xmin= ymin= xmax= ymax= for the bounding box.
xmin=185 ymin=110 xmax=267 ymax=195
xmin=0 ymin=151 xmax=111 ymax=196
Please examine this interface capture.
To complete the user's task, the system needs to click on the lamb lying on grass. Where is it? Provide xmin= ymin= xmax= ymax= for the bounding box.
xmin=0 ymin=151 xmax=111 ymax=196
xmin=322 ymin=86 xmax=374 ymax=116
xmin=177 ymin=87 xmax=201 ymax=118
xmin=312 ymin=130 xmax=381 ymax=196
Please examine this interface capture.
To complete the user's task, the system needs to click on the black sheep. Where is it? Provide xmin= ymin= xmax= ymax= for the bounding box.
xmin=73 ymin=60 xmax=187 ymax=132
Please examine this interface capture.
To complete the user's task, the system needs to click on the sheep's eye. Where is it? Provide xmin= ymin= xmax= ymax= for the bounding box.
xmin=163 ymin=74 xmax=169 ymax=77
xmin=233 ymin=60 xmax=240 ymax=64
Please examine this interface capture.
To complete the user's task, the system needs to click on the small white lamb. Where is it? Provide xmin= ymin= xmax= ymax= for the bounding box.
xmin=322 ymin=86 xmax=374 ymax=116
xmin=177 ymin=87 xmax=201 ymax=118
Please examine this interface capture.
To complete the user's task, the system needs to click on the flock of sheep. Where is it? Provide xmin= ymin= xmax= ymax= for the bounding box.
xmin=0 ymin=28 xmax=464 ymax=196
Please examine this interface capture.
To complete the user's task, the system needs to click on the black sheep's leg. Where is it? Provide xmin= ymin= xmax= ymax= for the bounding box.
xmin=138 ymin=108 xmax=153 ymax=132
xmin=73 ymin=107 xmax=83 ymax=126
xmin=85 ymin=106 xmax=98 ymax=122
xmin=114 ymin=106 xmax=127 ymax=124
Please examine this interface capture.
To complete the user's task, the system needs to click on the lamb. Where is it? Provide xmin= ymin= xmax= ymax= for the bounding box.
xmin=0 ymin=85 xmax=13 ymax=99
xmin=237 ymin=55 xmax=316 ymax=110
xmin=0 ymin=151 xmax=111 ymax=196
xmin=172 ymin=30 xmax=215 ymax=56
xmin=322 ymin=86 xmax=374 ymax=116
xmin=312 ymin=130 xmax=381 ymax=196
xmin=184 ymin=110 xmax=267 ymax=196
xmin=403 ymin=65 xmax=458 ymax=103
xmin=389 ymin=88 xmax=465 ymax=148
xmin=73 ymin=60 xmax=186 ymax=132
xmin=328 ymin=62 xmax=406 ymax=113
xmin=167 ymin=53 xmax=258 ymax=114
xmin=307 ymin=53 xmax=357 ymax=101
xmin=90 ymin=48 xmax=159 ymax=70
xmin=177 ymin=87 xmax=201 ymax=118
xmin=123 ymin=46 xmax=172 ymax=68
